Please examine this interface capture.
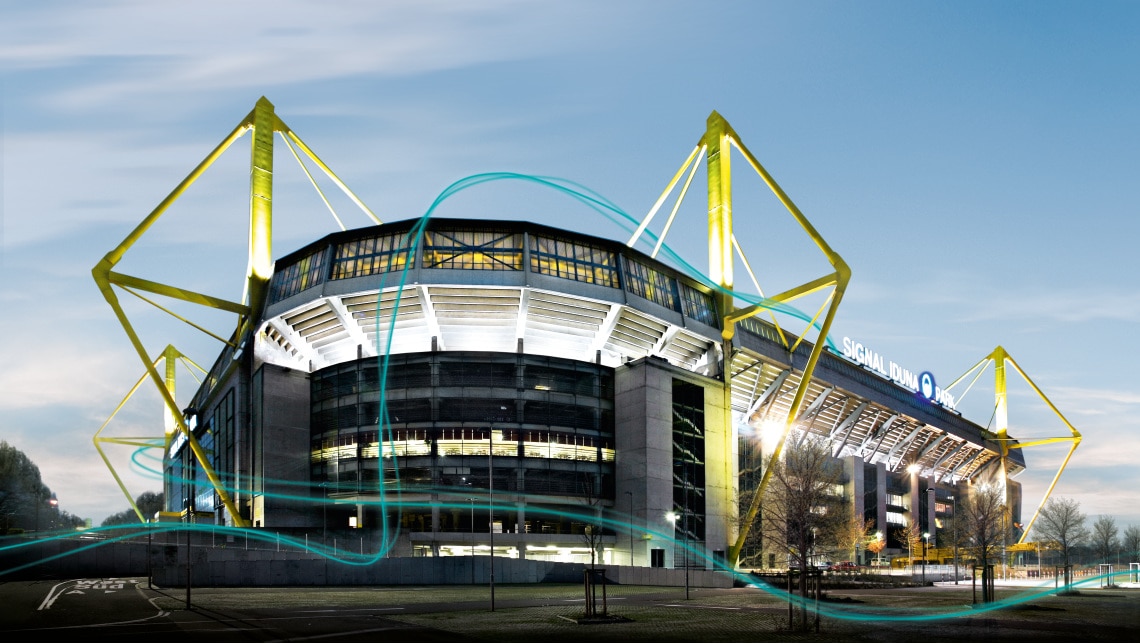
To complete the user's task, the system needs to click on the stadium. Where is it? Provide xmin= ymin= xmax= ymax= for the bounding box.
xmin=93 ymin=99 xmax=1070 ymax=574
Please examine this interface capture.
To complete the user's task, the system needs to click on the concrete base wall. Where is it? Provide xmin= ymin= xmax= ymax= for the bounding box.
xmin=153 ymin=549 xmax=734 ymax=588
xmin=0 ymin=538 xmax=151 ymax=580
xmin=2 ymin=537 xmax=732 ymax=589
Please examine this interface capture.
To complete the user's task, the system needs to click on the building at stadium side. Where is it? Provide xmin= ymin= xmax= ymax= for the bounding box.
xmin=165 ymin=215 xmax=1025 ymax=569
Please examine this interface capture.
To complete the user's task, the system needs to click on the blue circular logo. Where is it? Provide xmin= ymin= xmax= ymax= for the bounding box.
xmin=919 ymin=372 xmax=935 ymax=400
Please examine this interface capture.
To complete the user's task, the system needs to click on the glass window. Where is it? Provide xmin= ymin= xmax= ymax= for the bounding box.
xmin=439 ymin=398 xmax=516 ymax=422
xmin=439 ymin=361 xmax=515 ymax=388
xmin=422 ymin=229 xmax=522 ymax=270
xmin=524 ymin=365 xmax=595 ymax=395
xmin=529 ymin=235 xmax=619 ymax=288
xmin=524 ymin=401 xmax=599 ymax=430
xmin=269 ymin=247 xmax=328 ymax=303
xmin=680 ymin=282 xmax=718 ymax=327
xmin=624 ymin=258 xmax=679 ymax=312
xmin=330 ymin=232 xmax=412 ymax=280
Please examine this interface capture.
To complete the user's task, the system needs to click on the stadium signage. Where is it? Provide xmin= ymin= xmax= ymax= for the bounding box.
xmin=167 ymin=411 xmax=197 ymax=458
xmin=840 ymin=337 xmax=956 ymax=410
xmin=168 ymin=428 xmax=188 ymax=459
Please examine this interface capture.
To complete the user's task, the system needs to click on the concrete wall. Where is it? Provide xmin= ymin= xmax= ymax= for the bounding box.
xmin=702 ymin=373 xmax=731 ymax=564
xmin=256 ymin=364 xmax=313 ymax=528
xmin=614 ymin=357 xmax=675 ymax=568
xmin=0 ymin=538 xmax=150 ymax=580
xmin=152 ymin=549 xmax=734 ymax=588
xmin=613 ymin=357 xmax=731 ymax=569
xmin=1 ymin=537 xmax=733 ymax=588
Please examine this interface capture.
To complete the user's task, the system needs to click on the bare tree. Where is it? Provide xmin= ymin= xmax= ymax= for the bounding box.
xmin=1122 ymin=525 xmax=1140 ymax=564
xmin=959 ymin=484 xmax=1007 ymax=566
xmin=1032 ymin=497 xmax=1088 ymax=569
xmin=836 ymin=515 xmax=875 ymax=564
xmin=866 ymin=533 xmax=886 ymax=565
xmin=579 ymin=474 xmax=605 ymax=569
xmin=735 ymin=490 xmax=767 ymax=569
xmin=1090 ymin=515 xmax=1119 ymax=564
xmin=758 ymin=436 xmax=845 ymax=631
xmin=941 ymin=512 xmax=969 ymax=579
xmin=759 ymin=436 xmax=845 ymax=578
xmin=893 ymin=519 xmax=921 ymax=566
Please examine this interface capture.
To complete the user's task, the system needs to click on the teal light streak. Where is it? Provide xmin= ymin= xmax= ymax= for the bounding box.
xmin=54 ymin=173 xmax=880 ymax=614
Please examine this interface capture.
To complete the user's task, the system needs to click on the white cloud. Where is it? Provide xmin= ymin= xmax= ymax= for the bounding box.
xmin=2 ymin=1 xmax=604 ymax=106
xmin=915 ymin=280 xmax=1140 ymax=325
xmin=0 ymin=342 xmax=139 ymax=411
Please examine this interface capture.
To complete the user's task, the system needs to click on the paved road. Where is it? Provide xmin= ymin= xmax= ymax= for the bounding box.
xmin=3 ymin=578 xmax=1137 ymax=642
xmin=0 ymin=578 xmax=469 ymax=642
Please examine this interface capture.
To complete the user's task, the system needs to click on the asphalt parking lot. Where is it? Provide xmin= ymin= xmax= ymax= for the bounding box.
xmin=3 ymin=578 xmax=1137 ymax=642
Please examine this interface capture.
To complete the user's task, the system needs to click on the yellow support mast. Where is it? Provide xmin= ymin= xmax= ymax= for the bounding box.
xmin=945 ymin=346 xmax=1082 ymax=544
xmin=630 ymin=111 xmax=850 ymax=567
xmin=92 ymin=97 xmax=380 ymax=528
xmin=93 ymin=345 xmax=206 ymax=523
xmin=717 ymin=112 xmax=850 ymax=567
xmin=92 ymin=102 xmax=258 ymax=526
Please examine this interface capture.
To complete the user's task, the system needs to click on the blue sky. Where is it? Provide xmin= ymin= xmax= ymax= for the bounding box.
xmin=2 ymin=1 xmax=1137 ymax=532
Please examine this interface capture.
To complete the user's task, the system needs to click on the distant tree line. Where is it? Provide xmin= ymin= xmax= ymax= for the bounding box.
xmin=1033 ymin=496 xmax=1140 ymax=568
xmin=0 ymin=441 xmax=86 ymax=534
xmin=738 ymin=436 xmax=1140 ymax=581
xmin=101 ymin=491 xmax=165 ymax=527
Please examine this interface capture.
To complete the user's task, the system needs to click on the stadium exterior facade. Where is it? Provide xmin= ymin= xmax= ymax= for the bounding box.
xmin=166 ymin=216 xmax=1025 ymax=569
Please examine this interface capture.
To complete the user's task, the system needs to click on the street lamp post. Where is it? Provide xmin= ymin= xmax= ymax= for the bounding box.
xmin=683 ymin=508 xmax=690 ymax=600
xmin=488 ymin=425 xmax=495 ymax=612
xmin=185 ymin=497 xmax=192 ymax=610
xmin=922 ymin=532 xmax=930 ymax=584
xmin=48 ymin=494 xmax=57 ymax=531
xmin=625 ymin=490 xmax=634 ymax=567
xmin=486 ymin=405 xmax=507 ymax=613
xmin=321 ymin=482 xmax=328 ymax=546
xmin=467 ymin=497 xmax=476 ymax=585
xmin=668 ymin=510 xmax=689 ymax=600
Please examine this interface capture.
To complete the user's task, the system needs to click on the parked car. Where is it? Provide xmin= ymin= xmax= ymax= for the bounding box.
xmin=832 ymin=561 xmax=859 ymax=571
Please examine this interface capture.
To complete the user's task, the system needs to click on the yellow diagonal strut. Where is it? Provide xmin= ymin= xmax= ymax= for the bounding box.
xmin=944 ymin=346 xmax=1081 ymax=544
xmin=692 ymin=112 xmax=851 ymax=567
xmin=92 ymin=105 xmax=260 ymax=526
xmin=626 ymin=112 xmax=851 ymax=568
xmin=93 ymin=345 xmax=193 ymax=523
xmin=93 ymin=97 xmax=382 ymax=528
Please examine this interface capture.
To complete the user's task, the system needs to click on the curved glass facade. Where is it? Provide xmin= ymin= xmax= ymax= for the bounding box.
xmin=267 ymin=219 xmax=719 ymax=329
xmin=309 ymin=351 xmax=615 ymax=502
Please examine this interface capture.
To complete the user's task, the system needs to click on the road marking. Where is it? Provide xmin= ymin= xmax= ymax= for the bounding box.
xmin=40 ymin=578 xmax=138 ymax=610
xmin=39 ymin=579 xmax=83 ymax=610
xmin=296 ymin=608 xmax=405 ymax=613
xmin=659 ymin=604 xmax=741 ymax=610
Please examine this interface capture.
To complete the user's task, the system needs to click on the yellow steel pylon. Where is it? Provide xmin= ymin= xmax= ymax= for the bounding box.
xmin=92 ymin=97 xmax=379 ymax=527
xmin=628 ymin=111 xmax=850 ymax=567
xmin=93 ymin=345 xmax=206 ymax=524
xmin=944 ymin=346 xmax=1082 ymax=544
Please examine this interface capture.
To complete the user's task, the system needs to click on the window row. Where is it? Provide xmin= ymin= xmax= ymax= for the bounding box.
xmin=267 ymin=229 xmax=718 ymax=327
xmin=313 ymin=362 xmax=613 ymax=401
xmin=311 ymin=429 xmax=615 ymax=464
xmin=311 ymin=399 xmax=613 ymax=433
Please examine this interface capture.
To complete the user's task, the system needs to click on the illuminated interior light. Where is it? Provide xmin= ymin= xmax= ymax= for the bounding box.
xmin=759 ymin=419 xmax=785 ymax=447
